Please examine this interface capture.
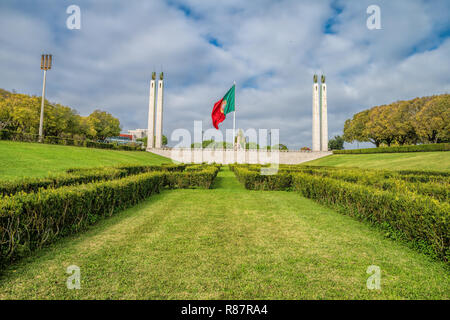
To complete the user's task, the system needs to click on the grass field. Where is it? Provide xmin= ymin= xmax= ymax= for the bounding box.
xmin=0 ymin=140 xmax=170 ymax=180
xmin=0 ymin=167 xmax=448 ymax=299
xmin=304 ymin=151 xmax=450 ymax=170
xmin=0 ymin=143 xmax=448 ymax=299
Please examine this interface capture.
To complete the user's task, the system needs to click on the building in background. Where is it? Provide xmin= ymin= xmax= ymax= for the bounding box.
xmin=128 ymin=129 xmax=148 ymax=141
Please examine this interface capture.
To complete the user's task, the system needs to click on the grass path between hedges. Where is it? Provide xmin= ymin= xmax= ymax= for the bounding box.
xmin=0 ymin=167 xmax=448 ymax=299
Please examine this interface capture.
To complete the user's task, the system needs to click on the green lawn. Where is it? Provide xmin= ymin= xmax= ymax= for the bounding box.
xmin=0 ymin=167 xmax=448 ymax=299
xmin=0 ymin=140 xmax=170 ymax=180
xmin=304 ymin=151 xmax=450 ymax=170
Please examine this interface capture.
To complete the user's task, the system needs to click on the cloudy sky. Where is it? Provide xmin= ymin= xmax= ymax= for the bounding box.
xmin=1 ymin=0 xmax=449 ymax=148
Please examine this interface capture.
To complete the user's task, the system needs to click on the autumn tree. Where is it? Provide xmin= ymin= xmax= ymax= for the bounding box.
xmin=87 ymin=110 xmax=121 ymax=140
xmin=414 ymin=94 xmax=450 ymax=143
xmin=343 ymin=94 xmax=449 ymax=147
xmin=0 ymin=89 xmax=122 ymax=141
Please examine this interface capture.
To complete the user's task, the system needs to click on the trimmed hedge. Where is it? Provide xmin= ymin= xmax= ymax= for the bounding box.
xmin=333 ymin=143 xmax=450 ymax=154
xmin=68 ymin=163 xmax=186 ymax=175
xmin=233 ymin=167 xmax=292 ymax=190
xmin=292 ymin=172 xmax=450 ymax=262
xmin=0 ymin=172 xmax=164 ymax=266
xmin=299 ymin=168 xmax=449 ymax=202
xmin=396 ymin=170 xmax=450 ymax=178
xmin=0 ymin=168 xmax=127 ymax=197
xmin=164 ymin=166 xmax=220 ymax=189
xmin=0 ymin=129 xmax=143 ymax=151
xmin=0 ymin=164 xmax=193 ymax=198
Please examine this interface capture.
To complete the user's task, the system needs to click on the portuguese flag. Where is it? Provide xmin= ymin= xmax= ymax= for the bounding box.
xmin=211 ymin=85 xmax=235 ymax=129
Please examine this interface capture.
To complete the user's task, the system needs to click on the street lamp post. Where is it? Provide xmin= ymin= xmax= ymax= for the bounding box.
xmin=39 ymin=54 xmax=52 ymax=142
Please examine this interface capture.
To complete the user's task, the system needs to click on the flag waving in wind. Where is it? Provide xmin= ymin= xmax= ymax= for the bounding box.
xmin=211 ymin=85 xmax=235 ymax=129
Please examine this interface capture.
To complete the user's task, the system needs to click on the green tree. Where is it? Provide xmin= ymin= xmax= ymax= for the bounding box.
xmin=87 ymin=110 xmax=121 ymax=140
xmin=343 ymin=110 xmax=383 ymax=146
xmin=328 ymin=135 xmax=344 ymax=150
xmin=414 ymin=95 xmax=450 ymax=143
xmin=11 ymin=95 xmax=41 ymax=134
xmin=272 ymin=144 xmax=288 ymax=150
xmin=366 ymin=105 xmax=398 ymax=147
xmin=44 ymin=104 xmax=80 ymax=137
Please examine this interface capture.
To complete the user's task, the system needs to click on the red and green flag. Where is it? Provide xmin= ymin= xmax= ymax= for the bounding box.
xmin=211 ymin=85 xmax=235 ymax=129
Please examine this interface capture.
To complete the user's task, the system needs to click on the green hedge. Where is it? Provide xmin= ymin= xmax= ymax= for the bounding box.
xmin=0 ymin=172 xmax=164 ymax=266
xmin=396 ymin=170 xmax=450 ymax=177
xmin=0 ymin=168 xmax=127 ymax=197
xmin=299 ymin=168 xmax=449 ymax=202
xmin=233 ymin=166 xmax=292 ymax=190
xmin=0 ymin=164 xmax=190 ymax=198
xmin=0 ymin=129 xmax=143 ymax=151
xmin=164 ymin=166 xmax=220 ymax=189
xmin=292 ymin=172 xmax=450 ymax=262
xmin=333 ymin=143 xmax=450 ymax=154
xmin=67 ymin=164 xmax=184 ymax=174
xmin=107 ymin=163 xmax=186 ymax=175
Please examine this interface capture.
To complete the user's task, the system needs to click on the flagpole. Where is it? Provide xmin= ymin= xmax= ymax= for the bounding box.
xmin=233 ymin=81 xmax=236 ymax=149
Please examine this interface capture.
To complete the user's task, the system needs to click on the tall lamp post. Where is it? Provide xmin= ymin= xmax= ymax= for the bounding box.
xmin=39 ymin=54 xmax=52 ymax=142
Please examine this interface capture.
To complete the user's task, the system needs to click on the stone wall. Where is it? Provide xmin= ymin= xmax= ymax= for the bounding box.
xmin=148 ymin=148 xmax=332 ymax=164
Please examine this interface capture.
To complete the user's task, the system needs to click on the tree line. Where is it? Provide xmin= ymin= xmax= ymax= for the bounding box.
xmin=343 ymin=94 xmax=450 ymax=147
xmin=0 ymin=88 xmax=121 ymax=141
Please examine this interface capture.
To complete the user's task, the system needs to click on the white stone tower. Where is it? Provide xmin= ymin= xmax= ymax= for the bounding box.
xmin=146 ymin=72 xmax=156 ymax=150
xmin=320 ymin=75 xmax=328 ymax=151
xmin=155 ymin=72 xmax=164 ymax=148
xmin=312 ymin=75 xmax=320 ymax=152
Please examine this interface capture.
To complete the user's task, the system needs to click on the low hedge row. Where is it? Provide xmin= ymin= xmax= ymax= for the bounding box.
xmin=0 ymin=172 xmax=164 ymax=266
xmin=0 ymin=165 xmax=222 ymax=266
xmin=291 ymin=172 xmax=450 ymax=262
xmin=396 ymin=170 xmax=450 ymax=178
xmin=233 ymin=167 xmax=292 ymax=190
xmin=0 ymin=167 xmax=127 ymax=197
xmin=0 ymin=164 xmax=189 ymax=198
xmin=398 ymin=174 xmax=450 ymax=184
xmin=333 ymin=143 xmax=450 ymax=154
xmin=164 ymin=166 xmax=220 ymax=189
xmin=68 ymin=163 xmax=186 ymax=175
xmin=301 ymin=168 xmax=449 ymax=202
xmin=0 ymin=129 xmax=143 ymax=151
xmin=111 ymin=163 xmax=186 ymax=175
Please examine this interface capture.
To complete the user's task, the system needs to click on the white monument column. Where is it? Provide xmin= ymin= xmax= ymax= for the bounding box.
xmin=320 ymin=75 xmax=328 ymax=151
xmin=146 ymin=72 xmax=156 ymax=150
xmin=312 ymin=75 xmax=320 ymax=152
xmin=155 ymin=72 xmax=164 ymax=148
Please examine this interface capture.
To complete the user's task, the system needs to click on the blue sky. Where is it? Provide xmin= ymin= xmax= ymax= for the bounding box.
xmin=1 ymin=0 xmax=449 ymax=148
